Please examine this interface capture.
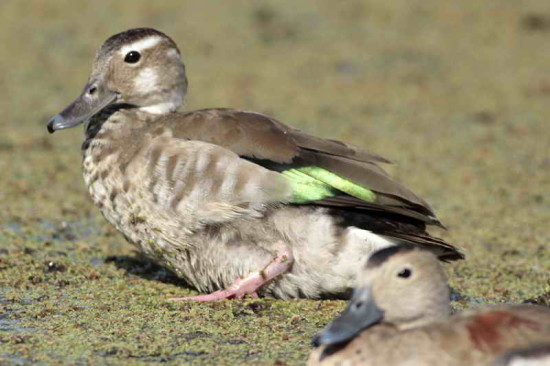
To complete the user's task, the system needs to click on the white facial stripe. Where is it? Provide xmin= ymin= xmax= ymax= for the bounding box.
xmin=119 ymin=36 xmax=163 ymax=56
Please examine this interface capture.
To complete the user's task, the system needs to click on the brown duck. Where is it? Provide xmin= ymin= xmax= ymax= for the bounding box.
xmin=310 ymin=247 xmax=550 ymax=365
xmin=47 ymin=28 xmax=462 ymax=301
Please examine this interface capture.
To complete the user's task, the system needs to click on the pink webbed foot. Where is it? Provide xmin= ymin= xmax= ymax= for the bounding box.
xmin=169 ymin=244 xmax=293 ymax=302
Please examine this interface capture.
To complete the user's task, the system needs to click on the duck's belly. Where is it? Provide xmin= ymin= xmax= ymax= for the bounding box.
xmin=83 ymin=155 xmax=392 ymax=299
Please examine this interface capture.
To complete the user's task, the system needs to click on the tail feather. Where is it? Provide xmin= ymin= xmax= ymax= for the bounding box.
xmin=384 ymin=231 xmax=464 ymax=261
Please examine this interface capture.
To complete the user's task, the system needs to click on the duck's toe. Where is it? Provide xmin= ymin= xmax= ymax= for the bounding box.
xmin=168 ymin=243 xmax=293 ymax=302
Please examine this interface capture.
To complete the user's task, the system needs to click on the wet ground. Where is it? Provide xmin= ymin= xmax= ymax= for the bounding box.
xmin=1 ymin=0 xmax=549 ymax=364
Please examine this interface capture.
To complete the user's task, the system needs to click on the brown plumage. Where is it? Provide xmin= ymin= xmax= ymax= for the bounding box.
xmin=309 ymin=247 xmax=550 ymax=365
xmin=160 ymin=108 xmax=440 ymax=225
xmin=46 ymin=28 xmax=462 ymax=300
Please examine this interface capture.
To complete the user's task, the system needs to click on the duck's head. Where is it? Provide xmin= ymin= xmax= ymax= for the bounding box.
xmin=47 ymin=28 xmax=187 ymax=133
xmin=313 ymin=246 xmax=450 ymax=347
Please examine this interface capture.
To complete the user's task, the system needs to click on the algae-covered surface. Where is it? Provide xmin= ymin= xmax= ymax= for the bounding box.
xmin=1 ymin=0 xmax=549 ymax=364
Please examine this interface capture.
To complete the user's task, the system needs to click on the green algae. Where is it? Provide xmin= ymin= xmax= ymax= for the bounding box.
xmin=1 ymin=0 xmax=549 ymax=364
xmin=0 ymin=222 xmax=344 ymax=365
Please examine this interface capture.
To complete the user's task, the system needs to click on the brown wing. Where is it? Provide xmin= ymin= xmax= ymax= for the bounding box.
xmin=161 ymin=108 xmax=440 ymax=225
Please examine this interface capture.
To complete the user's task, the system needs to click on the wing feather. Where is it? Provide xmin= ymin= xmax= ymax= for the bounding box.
xmin=161 ymin=108 xmax=440 ymax=225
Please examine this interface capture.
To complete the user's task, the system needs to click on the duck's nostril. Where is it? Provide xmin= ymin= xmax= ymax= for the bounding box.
xmin=88 ymin=87 xmax=97 ymax=95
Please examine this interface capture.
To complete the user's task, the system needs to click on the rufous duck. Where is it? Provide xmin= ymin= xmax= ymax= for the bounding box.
xmin=310 ymin=247 xmax=550 ymax=365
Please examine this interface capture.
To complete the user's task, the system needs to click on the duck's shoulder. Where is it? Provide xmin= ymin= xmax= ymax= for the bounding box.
xmin=457 ymin=304 xmax=550 ymax=326
xmin=423 ymin=305 xmax=550 ymax=357
xmin=158 ymin=107 xmax=390 ymax=164
xmin=458 ymin=304 xmax=550 ymax=335
xmin=157 ymin=108 xmax=298 ymax=163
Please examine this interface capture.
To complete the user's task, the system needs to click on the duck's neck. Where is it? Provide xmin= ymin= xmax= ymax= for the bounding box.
xmin=81 ymin=107 xmax=154 ymax=188
xmin=395 ymin=299 xmax=451 ymax=331
xmin=395 ymin=312 xmax=449 ymax=331
xmin=83 ymin=105 xmax=134 ymax=144
xmin=80 ymin=107 xmax=161 ymax=230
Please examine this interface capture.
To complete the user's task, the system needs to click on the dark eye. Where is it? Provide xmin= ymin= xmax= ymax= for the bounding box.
xmin=124 ymin=51 xmax=141 ymax=64
xmin=397 ymin=268 xmax=412 ymax=278
xmin=88 ymin=86 xmax=97 ymax=95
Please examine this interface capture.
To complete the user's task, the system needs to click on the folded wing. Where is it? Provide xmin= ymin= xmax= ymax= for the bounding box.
xmin=162 ymin=108 xmax=440 ymax=226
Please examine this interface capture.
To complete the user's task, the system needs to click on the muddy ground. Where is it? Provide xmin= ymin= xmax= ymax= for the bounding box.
xmin=1 ymin=1 xmax=549 ymax=365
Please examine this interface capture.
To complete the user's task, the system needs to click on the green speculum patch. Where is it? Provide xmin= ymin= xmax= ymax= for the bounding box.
xmin=281 ymin=166 xmax=377 ymax=204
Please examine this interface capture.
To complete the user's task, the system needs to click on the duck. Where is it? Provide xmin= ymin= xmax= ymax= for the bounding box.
xmin=309 ymin=246 xmax=550 ymax=365
xmin=46 ymin=28 xmax=462 ymax=301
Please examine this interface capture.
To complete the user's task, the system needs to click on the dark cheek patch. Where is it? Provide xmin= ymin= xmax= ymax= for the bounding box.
xmin=466 ymin=311 xmax=539 ymax=353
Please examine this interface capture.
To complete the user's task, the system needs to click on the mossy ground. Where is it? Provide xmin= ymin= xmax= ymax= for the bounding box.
xmin=1 ymin=1 xmax=549 ymax=365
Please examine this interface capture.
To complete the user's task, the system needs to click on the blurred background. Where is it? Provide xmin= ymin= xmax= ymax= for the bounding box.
xmin=1 ymin=0 xmax=549 ymax=364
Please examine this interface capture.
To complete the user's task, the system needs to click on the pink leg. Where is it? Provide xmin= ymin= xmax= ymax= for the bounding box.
xmin=168 ymin=244 xmax=293 ymax=302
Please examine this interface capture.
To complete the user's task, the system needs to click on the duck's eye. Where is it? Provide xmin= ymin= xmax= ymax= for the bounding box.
xmin=397 ymin=268 xmax=412 ymax=278
xmin=124 ymin=51 xmax=141 ymax=64
xmin=88 ymin=86 xmax=97 ymax=95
